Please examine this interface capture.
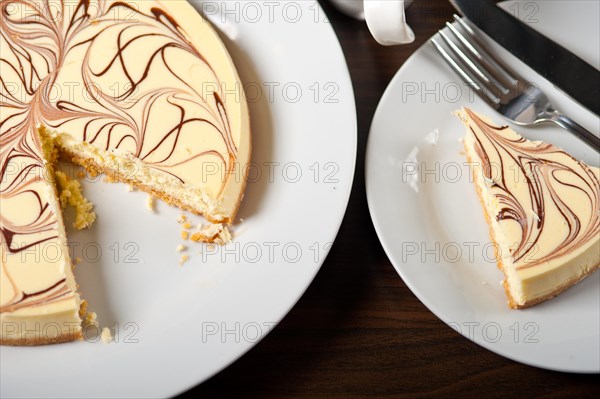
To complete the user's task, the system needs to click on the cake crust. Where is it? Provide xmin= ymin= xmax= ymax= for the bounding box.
xmin=0 ymin=331 xmax=83 ymax=346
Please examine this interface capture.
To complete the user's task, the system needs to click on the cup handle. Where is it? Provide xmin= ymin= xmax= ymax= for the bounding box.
xmin=364 ymin=0 xmax=415 ymax=45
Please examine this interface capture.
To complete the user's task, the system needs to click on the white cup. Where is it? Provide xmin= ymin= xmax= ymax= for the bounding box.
xmin=330 ymin=0 xmax=415 ymax=46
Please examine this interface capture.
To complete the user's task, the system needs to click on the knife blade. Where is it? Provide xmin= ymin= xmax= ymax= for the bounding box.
xmin=452 ymin=0 xmax=600 ymax=117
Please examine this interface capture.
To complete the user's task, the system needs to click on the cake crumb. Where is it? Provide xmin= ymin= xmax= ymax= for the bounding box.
xmin=103 ymin=175 xmax=117 ymax=183
xmin=182 ymin=222 xmax=192 ymax=229
xmin=215 ymin=226 xmax=232 ymax=246
xmin=146 ymin=195 xmax=156 ymax=212
xmin=181 ymin=231 xmax=189 ymax=240
xmin=74 ymin=257 xmax=82 ymax=265
xmin=85 ymin=168 xmax=99 ymax=178
xmin=239 ymin=218 xmax=244 ymax=223
xmin=101 ymin=327 xmax=113 ymax=344
xmin=84 ymin=312 xmax=98 ymax=327
xmin=126 ymin=184 xmax=135 ymax=192
xmin=55 ymin=170 xmax=96 ymax=230
xmin=179 ymin=255 xmax=190 ymax=266
xmin=80 ymin=301 xmax=99 ymax=328
xmin=79 ymin=300 xmax=88 ymax=317
xmin=177 ymin=214 xmax=187 ymax=224
xmin=176 ymin=244 xmax=186 ymax=252
xmin=190 ymin=224 xmax=232 ymax=245
xmin=77 ymin=170 xmax=86 ymax=179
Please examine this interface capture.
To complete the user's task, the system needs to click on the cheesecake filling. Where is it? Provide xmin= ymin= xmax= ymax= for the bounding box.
xmin=458 ymin=108 xmax=600 ymax=307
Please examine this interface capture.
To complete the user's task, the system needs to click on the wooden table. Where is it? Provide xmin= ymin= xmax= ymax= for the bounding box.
xmin=189 ymin=1 xmax=599 ymax=396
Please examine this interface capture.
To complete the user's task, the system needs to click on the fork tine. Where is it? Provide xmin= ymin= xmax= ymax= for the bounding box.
xmin=445 ymin=22 xmax=509 ymax=95
xmin=436 ymin=30 xmax=505 ymax=104
xmin=454 ymin=14 xmax=475 ymax=36
xmin=438 ymin=30 xmax=498 ymax=89
xmin=430 ymin=38 xmax=500 ymax=107
xmin=453 ymin=15 xmax=519 ymax=88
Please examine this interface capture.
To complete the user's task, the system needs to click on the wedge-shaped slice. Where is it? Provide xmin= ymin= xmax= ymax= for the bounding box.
xmin=0 ymin=133 xmax=82 ymax=345
xmin=458 ymin=108 xmax=599 ymax=308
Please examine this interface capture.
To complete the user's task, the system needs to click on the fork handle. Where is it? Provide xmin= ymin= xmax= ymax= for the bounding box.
xmin=551 ymin=114 xmax=600 ymax=152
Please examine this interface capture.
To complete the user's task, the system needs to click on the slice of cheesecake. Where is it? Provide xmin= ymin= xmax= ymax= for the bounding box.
xmin=1 ymin=0 xmax=250 ymax=345
xmin=458 ymin=108 xmax=599 ymax=308
xmin=0 ymin=134 xmax=83 ymax=345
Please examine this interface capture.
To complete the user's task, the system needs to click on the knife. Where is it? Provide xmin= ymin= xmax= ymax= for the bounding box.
xmin=451 ymin=0 xmax=600 ymax=117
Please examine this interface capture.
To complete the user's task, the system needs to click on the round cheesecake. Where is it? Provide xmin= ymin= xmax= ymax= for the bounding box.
xmin=0 ymin=0 xmax=250 ymax=345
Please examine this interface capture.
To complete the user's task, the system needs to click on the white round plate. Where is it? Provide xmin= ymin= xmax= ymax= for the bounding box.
xmin=366 ymin=1 xmax=599 ymax=373
xmin=0 ymin=1 xmax=356 ymax=397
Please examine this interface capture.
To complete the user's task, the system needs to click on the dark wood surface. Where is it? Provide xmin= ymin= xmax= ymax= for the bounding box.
xmin=187 ymin=1 xmax=599 ymax=397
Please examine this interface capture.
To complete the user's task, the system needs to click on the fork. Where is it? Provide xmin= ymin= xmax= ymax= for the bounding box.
xmin=431 ymin=15 xmax=600 ymax=152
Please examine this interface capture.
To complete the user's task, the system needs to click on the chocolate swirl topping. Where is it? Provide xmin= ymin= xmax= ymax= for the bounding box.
xmin=1 ymin=0 xmax=241 ymax=312
xmin=465 ymin=108 xmax=600 ymax=269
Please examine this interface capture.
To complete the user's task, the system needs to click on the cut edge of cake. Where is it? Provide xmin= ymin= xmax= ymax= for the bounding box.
xmin=457 ymin=108 xmax=600 ymax=309
xmin=41 ymin=126 xmax=246 ymax=225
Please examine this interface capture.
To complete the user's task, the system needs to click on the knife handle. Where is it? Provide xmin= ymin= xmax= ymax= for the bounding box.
xmin=551 ymin=114 xmax=600 ymax=153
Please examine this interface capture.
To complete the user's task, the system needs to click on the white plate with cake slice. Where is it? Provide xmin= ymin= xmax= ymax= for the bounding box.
xmin=366 ymin=1 xmax=599 ymax=372
xmin=0 ymin=0 xmax=356 ymax=397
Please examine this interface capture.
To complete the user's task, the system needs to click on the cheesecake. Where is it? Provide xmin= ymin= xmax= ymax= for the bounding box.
xmin=0 ymin=0 xmax=250 ymax=344
xmin=458 ymin=108 xmax=599 ymax=308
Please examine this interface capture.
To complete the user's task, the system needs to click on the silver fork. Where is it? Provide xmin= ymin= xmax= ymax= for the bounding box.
xmin=431 ymin=15 xmax=600 ymax=152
